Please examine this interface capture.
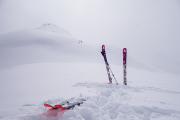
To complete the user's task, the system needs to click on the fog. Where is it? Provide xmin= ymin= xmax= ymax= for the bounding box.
xmin=0 ymin=0 xmax=180 ymax=74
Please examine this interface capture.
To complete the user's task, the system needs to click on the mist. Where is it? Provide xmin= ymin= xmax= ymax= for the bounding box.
xmin=0 ymin=0 xmax=180 ymax=74
xmin=0 ymin=1 xmax=180 ymax=119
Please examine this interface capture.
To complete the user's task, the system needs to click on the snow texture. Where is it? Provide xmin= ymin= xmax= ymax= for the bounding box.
xmin=1 ymin=83 xmax=180 ymax=120
xmin=0 ymin=23 xmax=180 ymax=120
xmin=0 ymin=1 xmax=180 ymax=119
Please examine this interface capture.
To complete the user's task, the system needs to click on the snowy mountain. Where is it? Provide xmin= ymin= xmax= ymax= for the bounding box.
xmin=0 ymin=23 xmax=86 ymax=69
xmin=0 ymin=0 xmax=180 ymax=120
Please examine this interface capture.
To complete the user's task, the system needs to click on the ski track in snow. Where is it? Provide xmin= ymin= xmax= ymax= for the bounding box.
xmin=3 ymin=83 xmax=180 ymax=120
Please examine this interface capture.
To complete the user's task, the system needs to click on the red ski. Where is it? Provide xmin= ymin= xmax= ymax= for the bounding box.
xmin=123 ymin=48 xmax=127 ymax=85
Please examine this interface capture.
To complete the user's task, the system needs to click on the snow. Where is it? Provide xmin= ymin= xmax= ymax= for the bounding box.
xmin=0 ymin=1 xmax=180 ymax=120
xmin=0 ymin=23 xmax=180 ymax=119
xmin=0 ymin=52 xmax=180 ymax=120
xmin=2 ymin=78 xmax=180 ymax=120
xmin=63 ymin=83 xmax=180 ymax=120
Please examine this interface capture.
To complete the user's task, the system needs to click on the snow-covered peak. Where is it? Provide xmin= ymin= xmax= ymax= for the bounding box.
xmin=36 ymin=23 xmax=72 ymax=37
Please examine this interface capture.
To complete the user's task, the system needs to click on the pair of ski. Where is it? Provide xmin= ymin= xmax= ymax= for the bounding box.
xmin=44 ymin=98 xmax=86 ymax=110
xmin=101 ymin=45 xmax=127 ymax=85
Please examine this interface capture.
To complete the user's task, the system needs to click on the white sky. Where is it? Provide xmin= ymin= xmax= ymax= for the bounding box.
xmin=0 ymin=0 xmax=180 ymax=74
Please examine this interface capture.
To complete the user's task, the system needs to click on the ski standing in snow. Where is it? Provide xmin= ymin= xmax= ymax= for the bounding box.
xmin=123 ymin=48 xmax=127 ymax=85
xmin=101 ymin=45 xmax=118 ymax=85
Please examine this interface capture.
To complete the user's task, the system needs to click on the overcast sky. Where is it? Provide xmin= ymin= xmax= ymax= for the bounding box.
xmin=0 ymin=0 xmax=180 ymax=74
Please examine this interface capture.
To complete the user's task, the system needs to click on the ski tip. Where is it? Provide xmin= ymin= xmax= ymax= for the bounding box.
xmin=102 ymin=44 xmax=105 ymax=50
xmin=123 ymin=48 xmax=127 ymax=53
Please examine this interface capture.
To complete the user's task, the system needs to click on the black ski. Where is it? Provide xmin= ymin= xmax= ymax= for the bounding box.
xmin=101 ymin=45 xmax=118 ymax=84
xmin=101 ymin=45 xmax=112 ymax=83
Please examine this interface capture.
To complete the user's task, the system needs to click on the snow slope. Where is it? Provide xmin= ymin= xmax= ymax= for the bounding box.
xmin=0 ymin=23 xmax=77 ymax=68
xmin=0 ymin=0 xmax=180 ymax=75
xmin=0 ymin=0 xmax=180 ymax=119
xmin=0 ymin=24 xmax=106 ymax=119
xmin=0 ymin=23 xmax=180 ymax=120
xmin=1 ymin=68 xmax=180 ymax=120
